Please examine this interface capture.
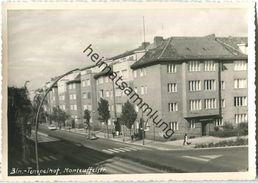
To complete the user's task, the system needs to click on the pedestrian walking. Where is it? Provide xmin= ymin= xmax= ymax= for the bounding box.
xmin=183 ymin=133 xmax=188 ymax=145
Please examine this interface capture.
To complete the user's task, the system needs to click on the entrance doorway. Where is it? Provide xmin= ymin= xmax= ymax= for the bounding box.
xmin=201 ymin=122 xmax=207 ymax=136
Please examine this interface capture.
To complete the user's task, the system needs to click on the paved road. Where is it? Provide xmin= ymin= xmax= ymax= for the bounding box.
xmin=39 ymin=126 xmax=248 ymax=173
xmin=10 ymin=131 xmax=163 ymax=176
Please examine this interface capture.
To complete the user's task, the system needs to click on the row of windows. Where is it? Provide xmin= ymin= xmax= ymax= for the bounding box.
xmin=59 ymin=95 xmax=65 ymax=101
xmin=69 ymin=94 xmax=77 ymax=100
xmin=133 ymin=68 xmax=147 ymax=78
xmin=68 ymin=83 xmax=76 ymax=89
xmin=166 ymin=61 xmax=247 ymax=73
xmin=82 ymin=79 xmax=91 ymax=87
xmin=70 ymin=104 xmax=77 ymax=111
xmin=189 ymin=97 xmax=239 ymax=111
xmin=234 ymin=96 xmax=247 ymax=107
xmin=82 ymin=92 xmax=91 ymax=99
xmin=83 ymin=104 xmax=92 ymax=111
xmin=60 ymin=105 xmax=65 ymax=110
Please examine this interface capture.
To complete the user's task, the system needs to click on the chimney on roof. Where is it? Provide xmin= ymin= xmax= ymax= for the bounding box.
xmin=154 ymin=36 xmax=164 ymax=47
xmin=141 ymin=42 xmax=150 ymax=49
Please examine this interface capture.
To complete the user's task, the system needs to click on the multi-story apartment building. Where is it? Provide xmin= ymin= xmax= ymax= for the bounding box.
xmin=130 ymin=35 xmax=247 ymax=140
xmin=43 ymin=34 xmax=247 ymax=140
xmin=66 ymin=74 xmax=82 ymax=127
xmin=80 ymin=65 xmax=99 ymax=129
xmin=94 ymin=43 xmax=148 ymax=132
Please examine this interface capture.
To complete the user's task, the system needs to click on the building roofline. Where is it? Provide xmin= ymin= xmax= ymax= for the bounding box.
xmin=130 ymin=57 xmax=248 ymax=69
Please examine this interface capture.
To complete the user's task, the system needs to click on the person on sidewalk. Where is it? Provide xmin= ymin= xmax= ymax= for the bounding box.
xmin=183 ymin=133 xmax=188 ymax=145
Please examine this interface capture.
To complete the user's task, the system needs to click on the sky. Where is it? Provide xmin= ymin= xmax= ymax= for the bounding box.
xmin=7 ymin=8 xmax=248 ymax=92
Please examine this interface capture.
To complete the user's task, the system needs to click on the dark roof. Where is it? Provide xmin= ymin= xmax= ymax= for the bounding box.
xmin=94 ymin=64 xmax=113 ymax=79
xmin=216 ymin=36 xmax=247 ymax=56
xmin=131 ymin=36 xmax=247 ymax=69
xmin=110 ymin=44 xmax=148 ymax=60
xmin=67 ymin=74 xmax=81 ymax=84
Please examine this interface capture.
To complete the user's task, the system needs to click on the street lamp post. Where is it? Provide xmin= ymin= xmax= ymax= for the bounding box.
xmin=34 ymin=68 xmax=78 ymax=175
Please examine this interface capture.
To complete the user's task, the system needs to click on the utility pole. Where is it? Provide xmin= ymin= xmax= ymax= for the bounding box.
xmin=142 ymin=16 xmax=146 ymax=50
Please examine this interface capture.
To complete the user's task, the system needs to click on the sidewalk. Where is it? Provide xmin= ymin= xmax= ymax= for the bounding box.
xmin=50 ymin=126 xmax=248 ymax=151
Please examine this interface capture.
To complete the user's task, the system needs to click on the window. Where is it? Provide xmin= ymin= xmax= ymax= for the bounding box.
xmin=140 ymin=69 xmax=144 ymax=77
xmin=221 ymin=81 xmax=225 ymax=90
xmin=189 ymin=80 xmax=201 ymax=91
xmin=70 ymin=94 xmax=76 ymax=100
xmin=105 ymin=77 xmax=109 ymax=83
xmin=168 ymin=83 xmax=177 ymax=93
xmin=215 ymin=118 xmax=224 ymax=126
xmin=169 ymin=122 xmax=178 ymax=130
xmin=144 ymin=86 xmax=148 ymax=95
xmin=116 ymin=104 xmax=122 ymax=113
xmin=83 ymin=93 xmax=87 ymax=99
xmin=86 ymin=79 xmax=91 ymax=86
xmin=167 ymin=64 xmax=176 ymax=73
xmin=122 ymin=69 xmax=128 ymax=79
xmin=140 ymin=86 xmax=144 ymax=95
xmin=143 ymin=68 xmax=147 ymax=76
xmin=204 ymin=98 xmax=216 ymax=109
xmin=53 ymin=97 xmax=55 ymax=101
xmin=235 ymin=114 xmax=248 ymax=123
xmin=135 ymin=105 xmax=139 ymax=112
xmin=204 ymin=61 xmax=215 ymax=71
xmin=69 ymin=84 xmax=72 ymax=90
xmin=82 ymin=81 xmax=86 ymax=87
xmin=234 ymin=96 xmax=247 ymax=106
xmin=188 ymin=61 xmax=200 ymax=72
xmin=221 ymin=99 xmax=226 ymax=108
xmin=190 ymin=100 xmax=202 ymax=111
xmin=115 ymin=89 xmax=121 ymax=97
xmin=204 ymin=80 xmax=216 ymax=90
xmin=133 ymin=70 xmax=137 ymax=78
xmin=134 ymin=87 xmax=138 ymax=93
xmin=234 ymin=61 xmax=247 ymax=71
xmin=106 ymin=91 xmax=109 ymax=98
xmin=88 ymin=105 xmax=92 ymax=111
xmin=168 ymin=103 xmax=178 ymax=112
xmin=73 ymin=83 xmax=76 ymax=89
xmin=71 ymin=105 xmax=77 ymax=110
xmin=87 ymin=92 xmax=91 ymax=99
xmin=99 ymin=77 xmax=103 ymax=84
xmin=189 ymin=120 xmax=195 ymax=129
xmin=99 ymin=90 xmax=104 ymax=98
xmin=83 ymin=105 xmax=87 ymax=110
xmin=234 ymin=79 xmax=247 ymax=89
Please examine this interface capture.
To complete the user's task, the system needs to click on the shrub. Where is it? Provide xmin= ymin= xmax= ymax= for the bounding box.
xmin=238 ymin=122 xmax=248 ymax=135
xmin=214 ymin=126 xmax=219 ymax=132
xmin=194 ymin=138 xmax=248 ymax=148
xmin=222 ymin=122 xmax=234 ymax=130
xmin=189 ymin=136 xmax=195 ymax=139
xmin=209 ymin=130 xmax=239 ymax=137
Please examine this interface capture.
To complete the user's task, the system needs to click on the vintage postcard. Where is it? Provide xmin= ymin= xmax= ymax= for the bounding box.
xmin=1 ymin=2 xmax=256 ymax=181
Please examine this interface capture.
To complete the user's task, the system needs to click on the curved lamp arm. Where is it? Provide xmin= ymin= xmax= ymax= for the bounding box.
xmin=34 ymin=68 xmax=79 ymax=175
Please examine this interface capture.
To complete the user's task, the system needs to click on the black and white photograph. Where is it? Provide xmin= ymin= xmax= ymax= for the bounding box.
xmin=2 ymin=2 xmax=256 ymax=181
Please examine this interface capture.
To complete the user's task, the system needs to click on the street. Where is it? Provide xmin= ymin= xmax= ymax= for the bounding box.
xmin=11 ymin=125 xmax=247 ymax=176
xmin=37 ymin=125 xmax=248 ymax=173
